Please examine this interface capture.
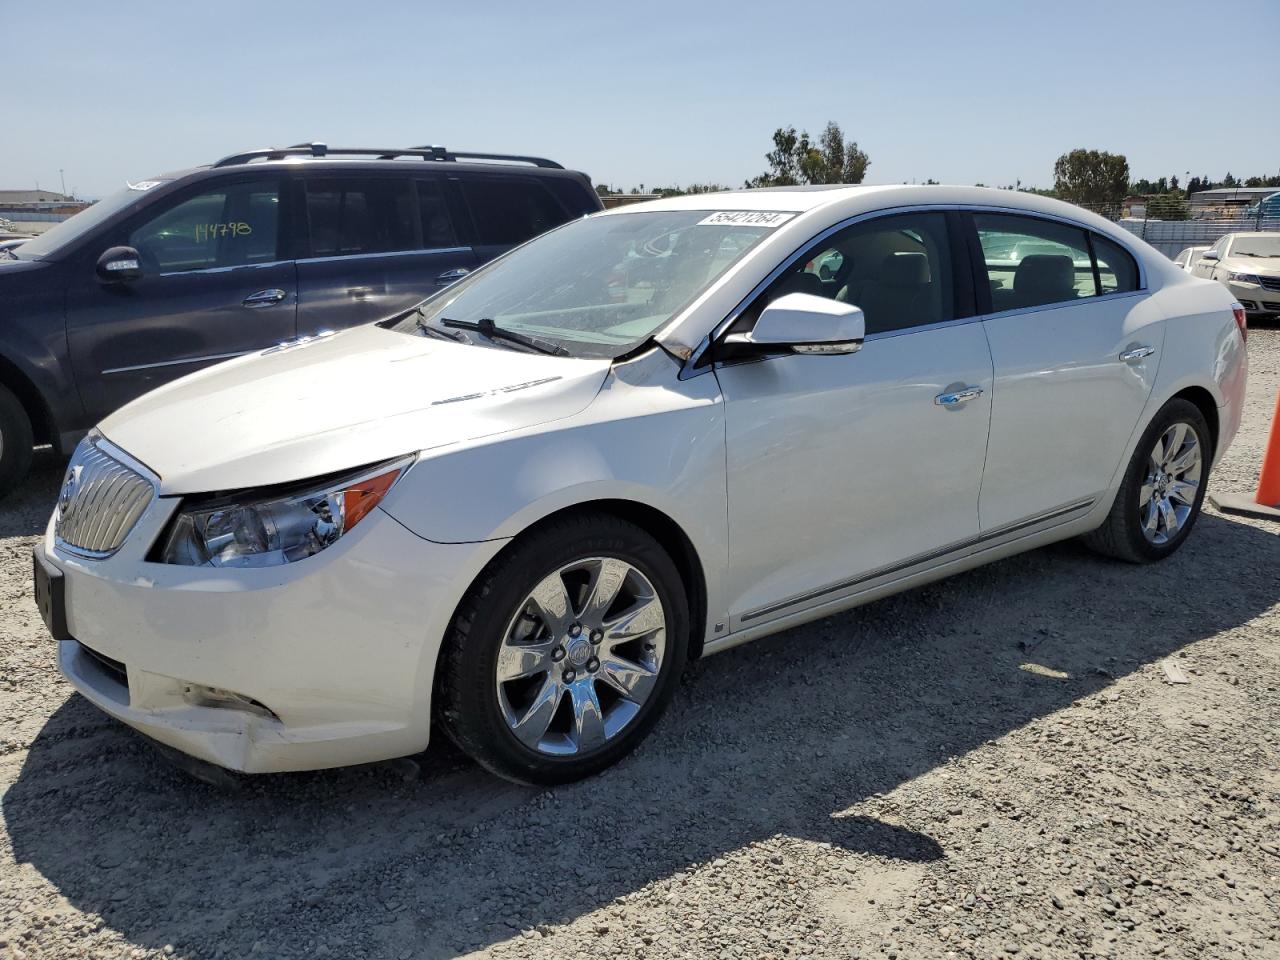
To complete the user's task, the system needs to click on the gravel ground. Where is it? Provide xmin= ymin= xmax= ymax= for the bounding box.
xmin=2 ymin=332 xmax=1278 ymax=960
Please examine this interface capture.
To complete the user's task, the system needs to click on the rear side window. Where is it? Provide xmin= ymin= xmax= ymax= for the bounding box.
xmin=416 ymin=179 xmax=459 ymax=249
xmin=975 ymin=214 xmax=1096 ymax=311
xmin=1091 ymin=234 xmax=1140 ymax=294
xmin=129 ymin=180 xmax=281 ymax=273
xmin=303 ymin=178 xmax=416 ymax=257
xmin=461 ymin=177 xmax=568 ymax=246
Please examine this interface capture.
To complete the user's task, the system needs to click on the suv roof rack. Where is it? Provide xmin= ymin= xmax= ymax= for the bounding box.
xmin=211 ymin=142 xmax=564 ymax=169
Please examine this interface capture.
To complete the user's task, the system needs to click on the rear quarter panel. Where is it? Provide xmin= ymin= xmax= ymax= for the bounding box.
xmin=1148 ymin=274 xmax=1246 ymax=465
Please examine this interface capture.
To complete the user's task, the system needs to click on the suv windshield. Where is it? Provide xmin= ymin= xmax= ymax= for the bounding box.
xmin=1231 ymin=235 xmax=1280 ymax=258
xmin=13 ymin=181 xmax=167 ymax=260
xmin=388 ymin=210 xmax=782 ymax=358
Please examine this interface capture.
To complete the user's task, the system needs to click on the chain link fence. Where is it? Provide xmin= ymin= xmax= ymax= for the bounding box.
xmin=1072 ymin=201 xmax=1280 ymax=259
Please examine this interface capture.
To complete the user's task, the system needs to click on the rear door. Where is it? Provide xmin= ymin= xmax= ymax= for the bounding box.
xmin=294 ymin=173 xmax=477 ymax=335
xmin=65 ymin=175 xmax=297 ymax=421
xmin=968 ymin=212 xmax=1163 ymax=532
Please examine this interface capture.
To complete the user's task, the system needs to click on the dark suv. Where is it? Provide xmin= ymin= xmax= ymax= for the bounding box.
xmin=0 ymin=143 xmax=602 ymax=494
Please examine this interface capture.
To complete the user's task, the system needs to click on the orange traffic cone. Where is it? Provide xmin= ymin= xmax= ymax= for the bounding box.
xmin=1209 ymin=389 xmax=1280 ymax=520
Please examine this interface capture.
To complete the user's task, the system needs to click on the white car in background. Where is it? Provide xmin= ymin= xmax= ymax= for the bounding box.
xmin=1172 ymin=245 xmax=1210 ymax=273
xmin=34 ymin=186 xmax=1247 ymax=785
xmin=1193 ymin=232 xmax=1280 ymax=320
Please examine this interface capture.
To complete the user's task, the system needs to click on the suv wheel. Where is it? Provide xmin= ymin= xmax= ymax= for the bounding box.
xmin=436 ymin=514 xmax=689 ymax=785
xmin=0 ymin=384 xmax=34 ymax=498
xmin=1083 ymin=398 xmax=1210 ymax=563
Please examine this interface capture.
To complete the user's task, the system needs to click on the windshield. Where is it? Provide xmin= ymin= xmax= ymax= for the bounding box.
xmin=387 ymin=210 xmax=783 ymax=358
xmin=14 ymin=181 xmax=167 ymax=260
xmin=1230 ymin=235 xmax=1280 ymax=258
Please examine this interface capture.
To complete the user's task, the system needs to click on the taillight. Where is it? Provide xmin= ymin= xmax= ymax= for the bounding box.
xmin=1232 ymin=303 xmax=1247 ymax=342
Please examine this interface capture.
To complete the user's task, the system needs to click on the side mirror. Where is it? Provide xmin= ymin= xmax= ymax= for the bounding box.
xmin=1201 ymin=251 xmax=1220 ymax=263
xmin=96 ymin=246 xmax=143 ymax=283
xmin=721 ymin=292 xmax=865 ymax=359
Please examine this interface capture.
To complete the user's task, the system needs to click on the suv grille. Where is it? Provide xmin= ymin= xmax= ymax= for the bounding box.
xmin=1257 ymin=276 xmax=1280 ymax=292
xmin=55 ymin=438 xmax=154 ymax=557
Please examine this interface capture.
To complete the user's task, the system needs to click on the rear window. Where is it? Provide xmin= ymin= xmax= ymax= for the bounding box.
xmin=461 ymin=177 xmax=570 ymax=246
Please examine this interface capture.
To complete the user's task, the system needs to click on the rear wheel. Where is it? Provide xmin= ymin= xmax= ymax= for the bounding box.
xmin=1083 ymin=398 xmax=1210 ymax=563
xmin=435 ymin=514 xmax=689 ymax=785
xmin=0 ymin=384 xmax=35 ymax=498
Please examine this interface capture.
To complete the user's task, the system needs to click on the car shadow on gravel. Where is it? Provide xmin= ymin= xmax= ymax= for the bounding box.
xmin=5 ymin=512 xmax=1278 ymax=959
xmin=0 ymin=447 xmax=63 ymax=539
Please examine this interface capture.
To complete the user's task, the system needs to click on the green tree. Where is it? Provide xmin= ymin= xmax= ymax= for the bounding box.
xmin=1052 ymin=148 xmax=1130 ymax=210
xmin=1146 ymin=193 xmax=1190 ymax=220
xmin=747 ymin=122 xmax=870 ymax=188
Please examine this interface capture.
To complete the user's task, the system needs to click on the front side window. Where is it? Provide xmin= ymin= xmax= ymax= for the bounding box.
xmin=128 ymin=180 xmax=281 ymax=273
xmin=741 ymin=212 xmax=955 ymax=336
xmin=975 ymin=214 xmax=1095 ymax=310
xmin=303 ymin=178 xmax=415 ymax=257
xmin=389 ymin=210 xmax=780 ymax=358
xmin=461 ymin=177 xmax=568 ymax=246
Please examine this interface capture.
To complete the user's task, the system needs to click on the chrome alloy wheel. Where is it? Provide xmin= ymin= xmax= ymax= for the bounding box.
xmin=1140 ymin=422 xmax=1203 ymax=545
xmin=495 ymin=557 xmax=667 ymax=756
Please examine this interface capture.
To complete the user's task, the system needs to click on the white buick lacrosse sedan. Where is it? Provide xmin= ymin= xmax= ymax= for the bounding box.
xmin=34 ymin=186 xmax=1247 ymax=784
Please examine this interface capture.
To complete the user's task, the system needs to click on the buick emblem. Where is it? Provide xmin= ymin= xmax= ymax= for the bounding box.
xmin=57 ymin=467 xmax=80 ymax=515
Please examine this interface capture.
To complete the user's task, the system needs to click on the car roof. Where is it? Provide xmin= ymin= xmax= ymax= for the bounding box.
xmin=150 ymin=157 xmax=590 ymax=184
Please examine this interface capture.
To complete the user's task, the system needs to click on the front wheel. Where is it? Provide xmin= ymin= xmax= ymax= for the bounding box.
xmin=0 ymin=384 xmax=35 ymax=499
xmin=1083 ymin=398 xmax=1211 ymax=563
xmin=435 ymin=514 xmax=689 ymax=785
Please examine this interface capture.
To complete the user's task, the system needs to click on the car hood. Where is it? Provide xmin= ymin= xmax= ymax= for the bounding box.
xmin=0 ymin=256 xmax=47 ymax=276
xmin=99 ymin=325 xmax=612 ymax=495
xmin=1222 ymin=256 xmax=1280 ymax=275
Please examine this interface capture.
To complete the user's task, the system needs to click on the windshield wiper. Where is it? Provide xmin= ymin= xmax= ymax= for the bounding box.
xmin=415 ymin=313 xmax=469 ymax=343
xmin=441 ymin=317 xmax=570 ymax=357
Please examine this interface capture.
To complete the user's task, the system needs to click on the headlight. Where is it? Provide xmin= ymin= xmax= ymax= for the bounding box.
xmin=158 ymin=457 xmax=413 ymax=567
xmin=1228 ymin=271 xmax=1261 ymax=284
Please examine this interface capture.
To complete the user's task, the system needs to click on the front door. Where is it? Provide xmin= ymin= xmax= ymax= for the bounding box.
xmin=66 ymin=176 xmax=297 ymax=422
xmin=294 ymin=174 xmax=478 ymax=336
xmin=969 ymin=213 xmax=1163 ymax=531
xmin=716 ymin=211 xmax=993 ymax=629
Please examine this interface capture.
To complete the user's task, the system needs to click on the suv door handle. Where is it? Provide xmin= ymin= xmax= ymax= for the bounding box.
xmin=935 ymin=386 xmax=984 ymax=407
xmin=435 ymin=268 xmax=471 ymax=285
xmin=1120 ymin=345 xmax=1156 ymax=363
xmin=242 ymin=288 xmax=287 ymax=308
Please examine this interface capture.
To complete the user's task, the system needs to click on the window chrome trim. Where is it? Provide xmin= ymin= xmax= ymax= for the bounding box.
xmin=678 ymin=202 xmax=1150 ymax=378
xmin=295 ymin=245 xmax=471 ymax=265
xmin=739 ymin=497 xmax=1096 ymax=625
xmin=101 ymin=350 xmax=253 ymax=376
xmin=159 ymin=259 xmax=293 ymax=277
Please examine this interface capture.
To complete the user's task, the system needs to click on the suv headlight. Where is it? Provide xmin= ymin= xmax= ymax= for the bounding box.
xmin=1228 ymin=271 xmax=1261 ymax=284
xmin=158 ymin=457 xmax=414 ymax=567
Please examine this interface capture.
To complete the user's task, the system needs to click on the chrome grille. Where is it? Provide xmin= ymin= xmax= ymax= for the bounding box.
xmin=1258 ymin=276 xmax=1280 ymax=292
xmin=54 ymin=437 xmax=154 ymax=557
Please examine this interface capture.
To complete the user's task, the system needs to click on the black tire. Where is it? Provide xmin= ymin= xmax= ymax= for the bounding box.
xmin=1082 ymin=398 xmax=1211 ymax=563
xmin=435 ymin=513 xmax=689 ymax=785
xmin=0 ymin=383 xmax=35 ymax=499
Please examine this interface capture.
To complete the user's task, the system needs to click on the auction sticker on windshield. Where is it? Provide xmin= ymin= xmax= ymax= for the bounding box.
xmin=697 ymin=211 xmax=796 ymax=228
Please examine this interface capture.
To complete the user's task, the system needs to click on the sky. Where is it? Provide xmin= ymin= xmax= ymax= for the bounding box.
xmin=4 ymin=0 xmax=1278 ymax=200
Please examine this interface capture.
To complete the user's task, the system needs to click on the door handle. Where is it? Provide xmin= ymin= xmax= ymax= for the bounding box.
xmin=242 ymin=288 xmax=287 ymax=308
xmin=935 ymin=386 xmax=984 ymax=407
xmin=1120 ymin=345 xmax=1156 ymax=363
xmin=435 ymin=268 xmax=471 ymax=285
xmin=347 ymin=285 xmax=375 ymax=301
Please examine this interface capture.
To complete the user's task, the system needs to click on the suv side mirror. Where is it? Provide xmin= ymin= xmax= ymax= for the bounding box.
xmin=1201 ymin=251 xmax=1220 ymax=263
xmin=96 ymin=246 xmax=143 ymax=283
xmin=720 ymin=292 xmax=865 ymax=360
